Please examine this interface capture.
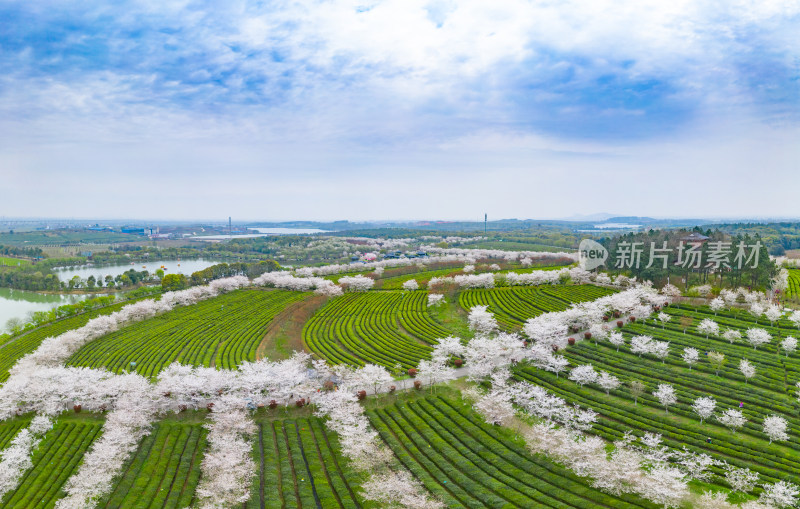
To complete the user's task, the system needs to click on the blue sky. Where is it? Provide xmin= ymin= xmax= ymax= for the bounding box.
xmin=1 ymin=0 xmax=798 ymax=221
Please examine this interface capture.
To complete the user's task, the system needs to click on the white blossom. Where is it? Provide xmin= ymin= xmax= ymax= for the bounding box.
xmin=781 ymin=336 xmax=797 ymax=357
xmin=762 ymin=415 xmax=789 ymax=444
xmin=746 ymin=328 xmax=772 ymax=350
xmin=697 ymin=319 xmax=720 ymax=338
xmin=725 ymin=465 xmax=759 ymax=493
xmin=691 ymin=396 xmax=716 ymax=424
xmin=467 ymin=305 xmax=498 ymax=334
xmin=570 ymin=365 xmax=599 ymax=387
xmin=717 ymin=408 xmax=747 ymax=433
xmin=653 ymin=384 xmax=677 ymax=413
xmin=722 ymin=329 xmax=742 ymax=344
xmin=739 ymin=359 xmax=756 ymax=384
xmin=402 ymin=279 xmax=419 ymax=291
xmin=759 ymin=480 xmax=799 ymax=508
xmin=597 ymin=371 xmax=621 ymax=394
xmin=682 ymin=347 xmax=699 ymax=369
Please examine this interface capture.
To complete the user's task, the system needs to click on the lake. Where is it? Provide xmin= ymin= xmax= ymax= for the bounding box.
xmin=52 ymin=258 xmax=222 ymax=282
xmin=190 ymin=227 xmax=330 ymax=240
xmin=0 ymin=287 xmax=93 ymax=330
xmin=0 ymin=258 xmax=224 ymax=332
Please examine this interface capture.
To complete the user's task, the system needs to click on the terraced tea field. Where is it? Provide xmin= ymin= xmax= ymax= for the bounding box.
xmin=67 ymin=289 xmax=308 ymax=378
xmin=0 ymin=297 xmax=145 ymax=383
xmin=459 ymin=285 xmax=615 ymax=330
xmin=303 ymin=290 xmax=452 ymax=370
xmin=787 ymin=268 xmax=800 ymax=300
xmin=247 ymin=416 xmax=375 ymax=508
xmin=515 ymin=303 xmax=800 ymax=490
xmin=98 ymin=420 xmax=207 ymax=509
xmin=368 ymin=395 xmax=658 ymax=509
xmin=0 ymin=415 xmax=104 ymax=508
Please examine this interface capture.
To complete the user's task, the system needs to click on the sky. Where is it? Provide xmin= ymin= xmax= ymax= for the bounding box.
xmin=0 ymin=0 xmax=799 ymax=221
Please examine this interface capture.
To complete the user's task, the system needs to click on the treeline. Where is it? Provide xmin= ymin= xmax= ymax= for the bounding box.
xmin=0 ymin=254 xmax=84 ymax=291
xmin=0 ymin=244 xmax=44 ymax=258
xmin=162 ymin=260 xmax=280 ymax=291
xmin=602 ymin=228 xmax=776 ymax=289
xmin=89 ymin=246 xmax=203 ymax=264
xmin=703 ymin=222 xmax=800 ymax=256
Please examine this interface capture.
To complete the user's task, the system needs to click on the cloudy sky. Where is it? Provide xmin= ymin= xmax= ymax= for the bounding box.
xmin=1 ymin=0 xmax=798 ymax=221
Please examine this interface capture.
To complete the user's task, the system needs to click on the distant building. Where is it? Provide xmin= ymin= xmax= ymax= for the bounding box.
xmin=121 ymin=227 xmax=146 ymax=235
xmin=681 ymin=232 xmax=710 ymax=244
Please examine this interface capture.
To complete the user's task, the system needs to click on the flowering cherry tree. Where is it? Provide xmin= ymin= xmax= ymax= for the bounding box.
xmin=725 ymin=465 xmax=758 ymax=493
xmin=607 ymin=331 xmax=625 ymax=351
xmin=653 ymin=384 xmax=677 ymax=413
xmin=759 ymin=480 xmax=799 ymax=508
xmin=650 ymin=341 xmax=670 ymax=363
xmin=762 ymin=415 xmax=789 ymax=444
xmin=709 ymin=297 xmax=725 ymax=315
xmin=467 ymin=305 xmax=498 ymax=334
xmin=697 ymin=319 xmax=720 ymax=339
xmin=356 ymin=364 xmax=393 ymax=395
xmin=722 ymin=329 xmax=742 ymax=344
xmin=569 ymin=365 xmax=598 ymax=387
xmin=691 ymin=396 xmax=716 ymax=424
xmin=789 ymin=311 xmax=800 ymax=330
xmin=0 ymin=415 xmax=52 ymax=499
xmin=746 ymin=328 xmax=771 ymax=350
xmin=765 ymin=305 xmax=783 ymax=326
xmin=473 ymin=389 xmax=514 ymax=426
xmin=656 ymin=312 xmax=671 ymax=329
xmin=717 ymin=408 xmax=746 ymax=433
xmin=781 ymin=336 xmax=797 ymax=357
xmin=682 ymin=348 xmax=699 ymax=369
xmin=339 ymin=275 xmax=375 ymax=292
xmin=426 ymin=293 xmax=444 ymax=307
xmin=750 ymin=302 xmax=765 ymax=322
xmin=738 ymin=359 xmax=756 ymax=384
xmin=630 ymin=335 xmax=653 ymax=357
xmin=400 ymin=278 xmax=420 ymax=291
xmin=597 ymin=371 xmax=621 ymax=395
xmin=195 ymin=398 xmax=257 ymax=509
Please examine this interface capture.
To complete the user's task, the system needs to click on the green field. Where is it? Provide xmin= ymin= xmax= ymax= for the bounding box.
xmin=247 ymin=416 xmax=375 ymax=508
xmin=368 ymin=395 xmax=658 ymax=509
xmin=459 ymin=285 xmax=616 ymax=330
xmin=303 ymin=290 xmax=452 ymax=370
xmin=787 ymin=268 xmax=800 ymax=300
xmin=0 ymin=414 xmax=104 ymax=508
xmin=0 ymin=417 xmax=31 ymax=449
xmin=98 ymin=420 xmax=207 ymax=509
xmin=0 ymin=256 xmax=30 ymax=266
xmin=514 ymin=303 xmax=800 ymax=490
xmin=67 ymin=289 xmax=308 ymax=377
